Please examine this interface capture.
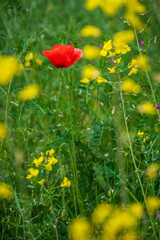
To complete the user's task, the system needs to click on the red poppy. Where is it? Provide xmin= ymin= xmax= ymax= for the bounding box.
xmin=42 ymin=44 xmax=83 ymax=68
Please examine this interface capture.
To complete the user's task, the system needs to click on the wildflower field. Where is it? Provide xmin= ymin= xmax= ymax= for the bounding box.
xmin=0 ymin=0 xmax=160 ymax=239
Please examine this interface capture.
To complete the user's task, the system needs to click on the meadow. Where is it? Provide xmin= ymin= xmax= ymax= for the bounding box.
xmin=0 ymin=0 xmax=160 ymax=239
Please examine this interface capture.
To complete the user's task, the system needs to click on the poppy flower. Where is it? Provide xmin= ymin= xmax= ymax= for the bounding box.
xmin=42 ymin=44 xmax=83 ymax=68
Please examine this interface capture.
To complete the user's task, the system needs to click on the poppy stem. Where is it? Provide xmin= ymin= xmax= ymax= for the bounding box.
xmin=61 ymin=68 xmax=83 ymax=215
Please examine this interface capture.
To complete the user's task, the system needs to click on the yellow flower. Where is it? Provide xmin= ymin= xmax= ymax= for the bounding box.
xmin=25 ymin=61 xmax=31 ymax=67
xmin=0 ymin=183 xmax=13 ymax=200
xmin=0 ymin=55 xmax=23 ymax=85
xmin=25 ymin=52 xmax=34 ymax=61
xmin=100 ymin=40 xmax=112 ymax=57
xmin=26 ymin=168 xmax=39 ymax=179
xmin=33 ymin=156 xmax=44 ymax=167
xmin=104 ymin=153 xmax=109 ymax=157
xmin=137 ymin=101 xmax=156 ymax=115
xmin=146 ymin=163 xmax=159 ymax=180
xmin=80 ymin=77 xmax=90 ymax=84
xmin=70 ymin=217 xmax=91 ymax=240
xmin=82 ymin=66 xmax=101 ymax=80
xmin=143 ymin=136 xmax=149 ymax=143
xmin=61 ymin=177 xmax=71 ymax=187
xmin=136 ymin=55 xmax=150 ymax=70
xmin=122 ymin=232 xmax=138 ymax=240
xmin=92 ymin=203 xmax=112 ymax=224
xmin=113 ymin=30 xmax=135 ymax=44
xmin=147 ymin=196 xmax=160 ymax=212
xmin=130 ymin=203 xmax=143 ymax=218
xmin=108 ymin=51 xmax=116 ymax=57
xmin=35 ymin=57 xmax=43 ymax=66
xmin=128 ymin=59 xmax=137 ymax=69
xmin=122 ymin=78 xmax=141 ymax=94
xmin=48 ymin=156 xmax=58 ymax=165
xmin=101 ymin=0 xmax=124 ymax=16
xmin=137 ymin=130 xmax=144 ymax=138
xmin=0 ymin=123 xmax=8 ymax=139
xmin=38 ymin=179 xmax=45 ymax=185
xmin=46 ymin=149 xmax=55 ymax=156
xmin=114 ymin=57 xmax=121 ymax=64
xmin=83 ymin=45 xmax=100 ymax=60
xmin=96 ymin=76 xmax=108 ymax=83
xmin=80 ymin=25 xmax=102 ymax=38
xmin=114 ymin=41 xmax=131 ymax=54
xmin=18 ymin=84 xmax=40 ymax=101
xmin=108 ymin=66 xmax=116 ymax=73
xmin=45 ymin=163 xmax=52 ymax=171
xmin=128 ymin=68 xmax=138 ymax=76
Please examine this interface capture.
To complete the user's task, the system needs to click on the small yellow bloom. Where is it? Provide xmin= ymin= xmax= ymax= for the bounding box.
xmin=108 ymin=51 xmax=116 ymax=57
xmin=100 ymin=40 xmax=112 ymax=57
xmin=48 ymin=156 xmax=58 ymax=165
xmin=25 ymin=52 xmax=34 ymax=62
xmin=122 ymin=78 xmax=141 ymax=94
xmin=92 ymin=203 xmax=112 ymax=224
xmin=18 ymin=84 xmax=40 ymax=101
xmin=0 ymin=55 xmax=23 ymax=85
xmin=45 ymin=163 xmax=52 ymax=171
xmin=26 ymin=168 xmax=39 ymax=179
xmin=128 ymin=59 xmax=137 ymax=69
xmin=137 ymin=101 xmax=156 ymax=115
xmin=70 ymin=217 xmax=91 ymax=240
xmin=80 ymin=25 xmax=102 ymax=38
xmin=146 ymin=163 xmax=159 ymax=180
xmin=35 ymin=57 xmax=43 ymax=66
xmin=101 ymin=0 xmax=124 ymax=16
xmin=114 ymin=42 xmax=131 ymax=54
xmin=143 ymin=136 xmax=149 ymax=143
xmin=108 ymin=66 xmax=116 ymax=73
xmin=83 ymin=45 xmax=100 ymax=60
xmin=113 ymin=30 xmax=135 ymax=44
xmin=104 ymin=153 xmax=109 ymax=157
xmin=38 ymin=179 xmax=45 ymax=185
xmin=0 ymin=182 xmax=13 ymax=200
xmin=82 ymin=66 xmax=101 ymax=80
xmin=147 ymin=196 xmax=160 ymax=212
xmin=137 ymin=130 xmax=144 ymax=138
xmin=148 ymin=226 xmax=152 ymax=230
xmin=46 ymin=149 xmax=55 ymax=156
xmin=85 ymin=0 xmax=102 ymax=11
xmin=25 ymin=61 xmax=31 ymax=67
xmin=136 ymin=55 xmax=150 ymax=70
xmin=33 ymin=156 xmax=44 ymax=167
xmin=130 ymin=203 xmax=143 ymax=218
xmin=96 ymin=76 xmax=108 ymax=83
xmin=0 ymin=123 xmax=8 ymax=139
xmin=114 ymin=57 xmax=121 ymax=64
xmin=61 ymin=177 xmax=71 ymax=187
xmin=80 ymin=77 xmax=90 ymax=84
xmin=128 ymin=68 xmax=138 ymax=76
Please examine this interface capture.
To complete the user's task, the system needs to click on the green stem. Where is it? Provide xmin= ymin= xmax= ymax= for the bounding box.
xmin=117 ymin=68 xmax=158 ymax=240
xmin=61 ymin=69 xmax=83 ymax=215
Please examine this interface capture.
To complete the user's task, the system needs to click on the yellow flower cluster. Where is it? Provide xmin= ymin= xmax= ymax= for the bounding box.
xmin=60 ymin=177 xmax=71 ymax=187
xmin=70 ymin=202 xmax=144 ymax=240
xmin=18 ymin=84 xmax=40 ymax=101
xmin=26 ymin=149 xmax=58 ymax=185
xmin=122 ymin=78 xmax=141 ymax=94
xmin=137 ymin=101 xmax=156 ymax=115
xmin=137 ymin=130 xmax=144 ymax=138
xmin=83 ymin=45 xmax=100 ymax=60
xmin=85 ymin=0 xmax=146 ymax=29
xmin=147 ymin=196 xmax=160 ymax=212
xmin=80 ymin=66 xmax=101 ymax=84
xmin=25 ymin=52 xmax=43 ymax=67
xmin=0 ymin=182 xmax=13 ymax=201
xmin=80 ymin=25 xmax=102 ymax=38
xmin=0 ymin=55 xmax=23 ymax=85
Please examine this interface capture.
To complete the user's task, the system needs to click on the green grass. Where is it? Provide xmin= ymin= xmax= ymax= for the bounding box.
xmin=0 ymin=0 xmax=160 ymax=239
